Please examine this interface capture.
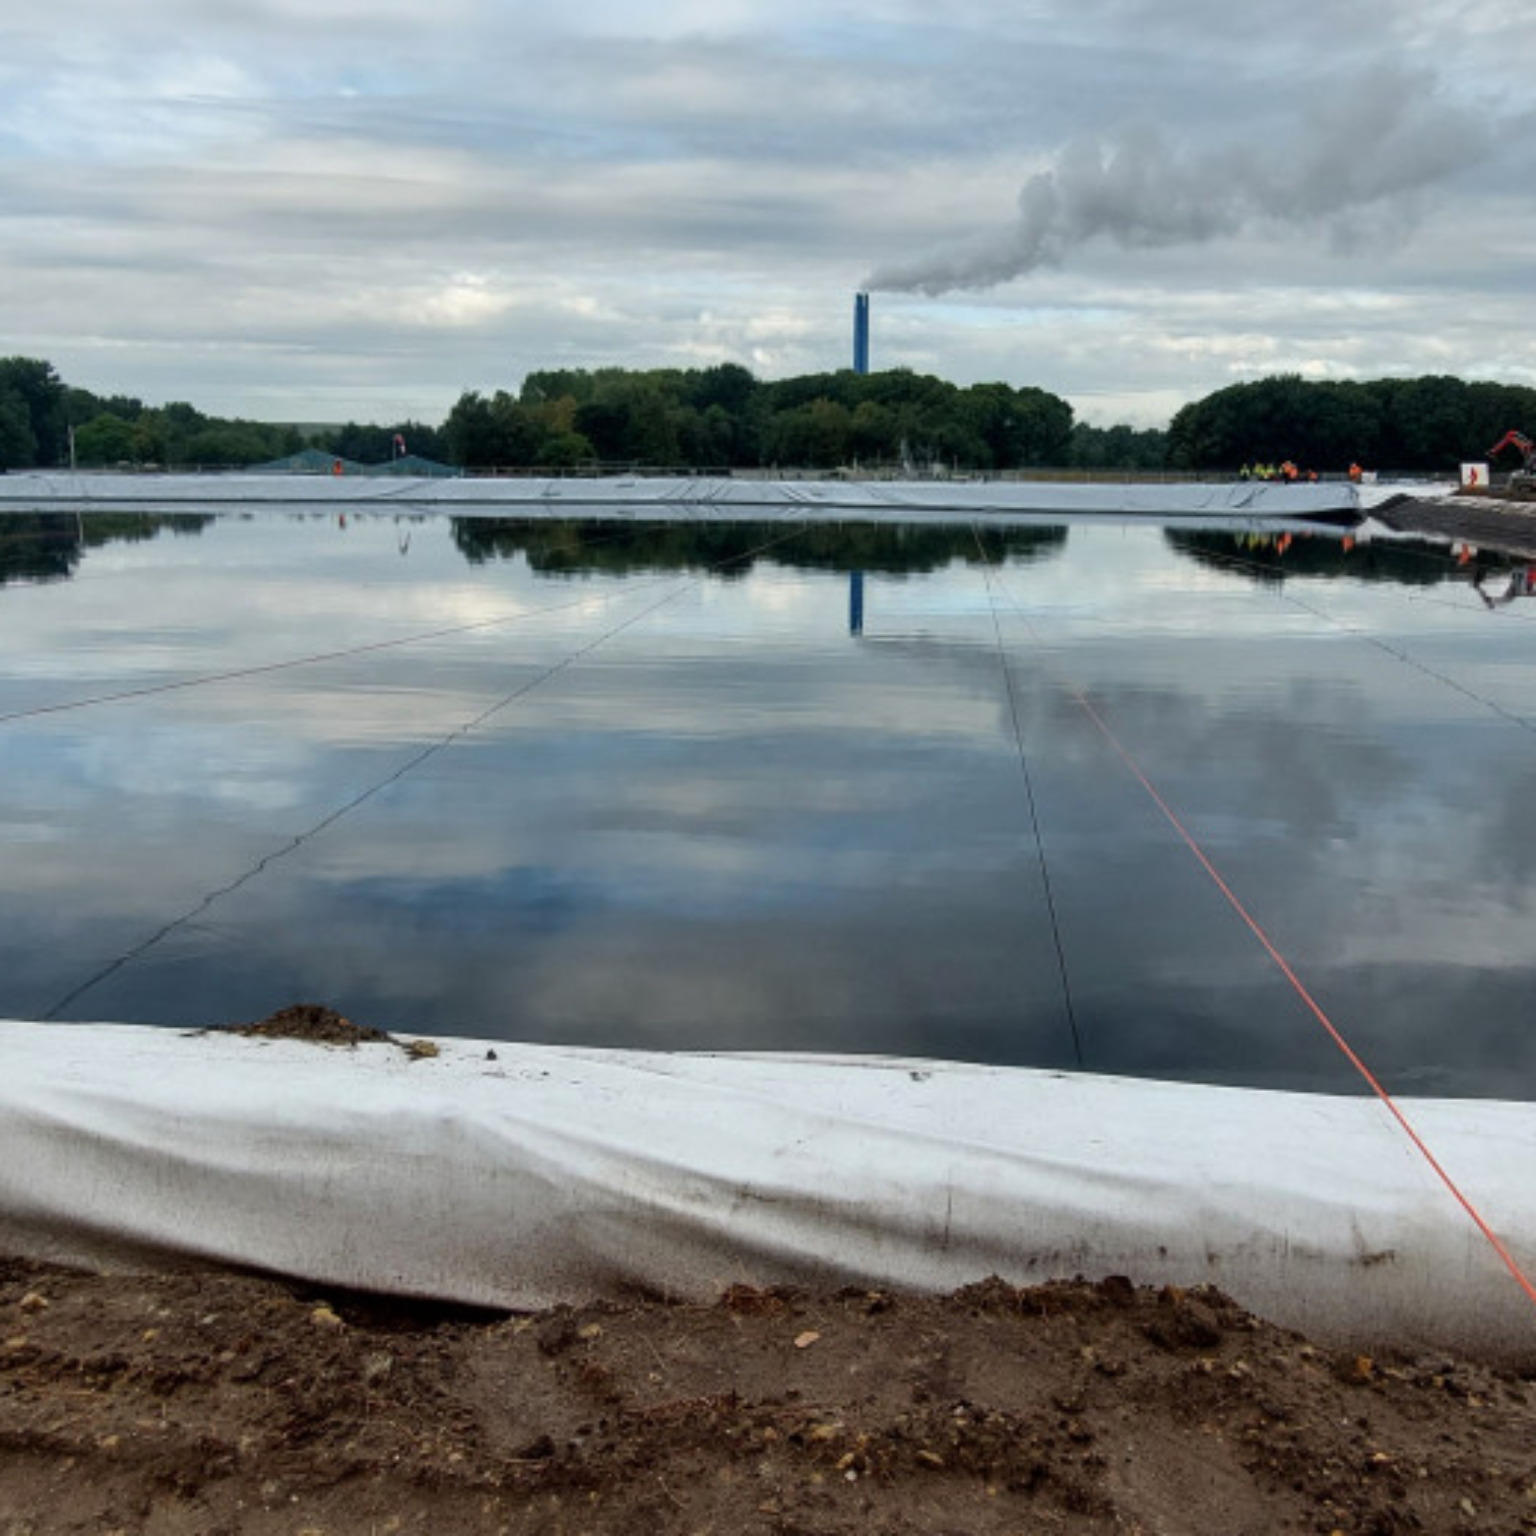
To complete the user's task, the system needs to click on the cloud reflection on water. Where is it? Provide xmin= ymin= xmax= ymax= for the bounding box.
xmin=3 ymin=512 xmax=1535 ymax=1098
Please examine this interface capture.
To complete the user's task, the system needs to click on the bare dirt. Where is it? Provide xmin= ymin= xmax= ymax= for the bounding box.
xmin=3 ymin=1257 xmax=1535 ymax=1536
xmin=7 ymin=1006 xmax=1535 ymax=1531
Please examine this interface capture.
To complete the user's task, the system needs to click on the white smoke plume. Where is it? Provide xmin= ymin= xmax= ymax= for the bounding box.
xmin=866 ymin=67 xmax=1491 ymax=296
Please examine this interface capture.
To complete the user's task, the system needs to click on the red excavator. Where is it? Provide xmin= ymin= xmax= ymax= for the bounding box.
xmin=1487 ymin=430 xmax=1536 ymax=489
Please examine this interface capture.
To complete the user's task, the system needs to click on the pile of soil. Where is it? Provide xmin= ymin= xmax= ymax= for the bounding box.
xmin=218 ymin=1004 xmax=440 ymax=1059
xmin=3 ymin=1257 xmax=1533 ymax=1534
xmin=222 ymin=1003 xmax=394 ymax=1048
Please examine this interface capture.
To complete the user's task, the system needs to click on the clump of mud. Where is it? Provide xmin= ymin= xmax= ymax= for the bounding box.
xmin=225 ymin=1003 xmax=394 ymax=1047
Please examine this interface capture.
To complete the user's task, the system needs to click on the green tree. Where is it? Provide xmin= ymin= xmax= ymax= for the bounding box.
xmin=572 ymin=397 xmax=629 ymax=461
xmin=689 ymin=363 xmax=757 ymax=418
xmin=694 ymin=404 xmax=739 ymax=466
xmin=73 ymin=412 xmax=139 ymax=466
xmin=130 ymin=413 xmax=171 ymax=466
xmin=444 ymin=392 xmax=496 ymax=467
xmin=766 ymin=398 xmax=853 ymax=468
xmin=0 ymin=358 xmax=66 ymax=466
xmin=181 ymin=424 xmax=272 ymax=466
xmin=625 ymin=388 xmax=680 ymax=466
xmin=848 ymin=400 xmax=898 ymax=464
xmin=0 ymin=387 xmax=37 ymax=469
xmin=139 ymin=402 xmax=209 ymax=467
xmin=1379 ymin=376 xmax=1469 ymax=471
xmin=1068 ymin=422 xmax=1169 ymax=471
xmin=958 ymin=383 xmax=1074 ymax=469
xmin=444 ymin=391 xmax=541 ymax=468
xmin=539 ymin=431 xmax=595 ymax=469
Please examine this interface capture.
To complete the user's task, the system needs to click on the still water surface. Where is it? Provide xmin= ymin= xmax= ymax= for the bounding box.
xmin=3 ymin=509 xmax=1535 ymax=1098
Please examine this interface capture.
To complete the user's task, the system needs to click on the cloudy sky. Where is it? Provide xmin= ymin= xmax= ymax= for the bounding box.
xmin=2 ymin=0 xmax=1532 ymax=428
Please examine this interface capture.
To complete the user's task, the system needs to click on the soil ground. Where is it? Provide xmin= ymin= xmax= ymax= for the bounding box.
xmin=3 ymin=1257 xmax=1535 ymax=1536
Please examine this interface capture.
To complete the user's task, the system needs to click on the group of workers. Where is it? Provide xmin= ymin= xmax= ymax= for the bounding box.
xmin=1238 ymin=461 xmax=1365 ymax=483
xmin=1240 ymin=461 xmax=1314 ymax=482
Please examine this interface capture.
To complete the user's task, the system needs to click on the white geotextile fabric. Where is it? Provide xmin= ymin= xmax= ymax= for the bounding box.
xmin=0 ymin=471 xmax=1358 ymax=520
xmin=3 ymin=1022 xmax=1534 ymax=1361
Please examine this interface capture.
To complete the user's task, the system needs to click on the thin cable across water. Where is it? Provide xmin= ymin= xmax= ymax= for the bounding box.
xmin=0 ymin=517 xmax=736 ymax=727
xmin=1187 ymin=539 xmax=1536 ymax=736
xmin=970 ymin=524 xmax=1082 ymax=1065
xmin=42 ymin=516 xmax=814 ymax=1019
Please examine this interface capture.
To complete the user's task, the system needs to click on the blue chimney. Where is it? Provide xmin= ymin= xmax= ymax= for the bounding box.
xmin=853 ymin=292 xmax=870 ymax=375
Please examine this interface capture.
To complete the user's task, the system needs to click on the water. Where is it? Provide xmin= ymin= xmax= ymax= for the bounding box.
xmin=4 ymin=507 xmax=1535 ymax=1099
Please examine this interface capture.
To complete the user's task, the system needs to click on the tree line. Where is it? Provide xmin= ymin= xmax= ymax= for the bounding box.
xmin=0 ymin=355 xmax=1154 ymax=475
xmin=443 ymin=364 xmax=1178 ymax=474
xmin=3 ymin=354 xmax=1532 ymax=477
xmin=442 ymin=364 xmax=1121 ymax=474
xmin=0 ymin=358 xmax=298 ymax=471
xmin=0 ymin=358 xmax=447 ymax=472
xmin=1167 ymin=375 xmax=1536 ymax=475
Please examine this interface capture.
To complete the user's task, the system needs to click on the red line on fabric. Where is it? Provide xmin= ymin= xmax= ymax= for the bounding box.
xmin=1066 ymin=683 xmax=1536 ymax=1309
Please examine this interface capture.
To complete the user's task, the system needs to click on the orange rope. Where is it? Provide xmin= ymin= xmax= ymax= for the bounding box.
xmin=1071 ymin=685 xmax=1536 ymax=1309
xmin=974 ymin=527 xmax=1536 ymax=1310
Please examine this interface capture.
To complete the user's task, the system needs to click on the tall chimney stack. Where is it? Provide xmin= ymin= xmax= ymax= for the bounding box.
xmin=853 ymin=292 xmax=870 ymax=375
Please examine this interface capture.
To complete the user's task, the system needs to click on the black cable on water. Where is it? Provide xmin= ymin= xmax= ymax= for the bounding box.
xmin=1 ymin=516 xmax=738 ymax=727
xmin=42 ymin=516 xmax=814 ymax=1020
xmin=1198 ymin=543 xmax=1536 ymax=740
xmin=970 ymin=524 xmax=1083 ymax=1067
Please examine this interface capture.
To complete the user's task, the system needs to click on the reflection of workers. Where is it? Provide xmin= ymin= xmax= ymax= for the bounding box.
xmin=1473 ymin=563 xmax=1536 ymax=608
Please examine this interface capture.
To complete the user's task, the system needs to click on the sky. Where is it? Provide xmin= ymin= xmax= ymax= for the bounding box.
xmin=2 ymin=0 xmax=1533 ymax=429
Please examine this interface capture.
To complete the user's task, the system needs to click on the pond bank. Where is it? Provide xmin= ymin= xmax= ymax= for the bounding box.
xmin=5 ymin=1016 xmax=1535 ymax=1365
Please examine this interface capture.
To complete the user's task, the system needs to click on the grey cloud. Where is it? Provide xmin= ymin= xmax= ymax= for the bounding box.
xmin=3 ymin=3 xmax=1535 ymax=422
xmin=867 ymin=67 xmax=1494 ymax=295
xmin=1093 ymin=0 xmax=1409 ymax=59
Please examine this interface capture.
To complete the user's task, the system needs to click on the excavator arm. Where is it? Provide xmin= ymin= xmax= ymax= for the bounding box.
xmin=1487 ymin=430 xmax=1536 ymax=469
